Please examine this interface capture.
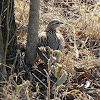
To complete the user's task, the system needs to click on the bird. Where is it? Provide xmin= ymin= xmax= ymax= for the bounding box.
xmin=38 ymin=19 xmax=65 ymax=63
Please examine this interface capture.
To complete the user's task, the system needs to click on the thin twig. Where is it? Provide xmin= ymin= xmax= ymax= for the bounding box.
xmin=44 ymin=69 xmax=50 ymax=100
xmin=3 ymin=0 xmax=10 ymax=80
xmin=32 ymin=73 xmax=48 ymax=89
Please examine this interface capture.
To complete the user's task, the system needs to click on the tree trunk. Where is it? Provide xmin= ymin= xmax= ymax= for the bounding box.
xmin=0 ymin=0 xmax=17 ymax=77
xmin=25 ymin=0 xmax=40 ymax=67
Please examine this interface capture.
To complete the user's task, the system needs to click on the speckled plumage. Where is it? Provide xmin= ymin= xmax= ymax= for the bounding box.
xmin=38 ymin=20 xmax=65 ymax=63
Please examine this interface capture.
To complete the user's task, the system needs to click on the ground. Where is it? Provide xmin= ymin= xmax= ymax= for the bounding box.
xmin=1 ymin=0 xmax=100 ymax=100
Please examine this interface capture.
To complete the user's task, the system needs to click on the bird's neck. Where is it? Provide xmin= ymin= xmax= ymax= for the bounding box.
xmin=45 ymin=28 xmax=56 ymax=34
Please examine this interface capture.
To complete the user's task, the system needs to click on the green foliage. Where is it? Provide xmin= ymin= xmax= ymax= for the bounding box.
xmin=56 ymin=72 xmax=67 ymax=86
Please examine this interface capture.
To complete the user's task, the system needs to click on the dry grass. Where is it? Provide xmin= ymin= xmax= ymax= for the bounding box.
xmin=1 ymin=0 xmax=100 ymax=99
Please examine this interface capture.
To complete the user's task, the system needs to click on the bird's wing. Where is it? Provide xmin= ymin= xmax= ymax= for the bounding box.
xmin=56 ymin=33 xmax=65 ymax=51
xmin=38 ymin=32 xmax=47 ymax=47
xmin=38 ymin=32 xmax=49 ymax=63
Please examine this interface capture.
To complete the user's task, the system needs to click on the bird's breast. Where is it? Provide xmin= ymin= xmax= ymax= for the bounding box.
xmin=47 ymin=34 xmax=59 ymax=50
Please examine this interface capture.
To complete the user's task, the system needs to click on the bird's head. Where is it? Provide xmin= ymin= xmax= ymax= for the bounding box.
xmin=46 ymin=20 xmax=63 ymax=31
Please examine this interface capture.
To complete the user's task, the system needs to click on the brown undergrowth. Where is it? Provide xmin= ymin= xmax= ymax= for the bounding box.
xmin=1 ymin=0 xmax=100 ymax=100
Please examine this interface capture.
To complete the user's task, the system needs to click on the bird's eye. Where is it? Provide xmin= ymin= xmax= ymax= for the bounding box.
xmin=56 ymin=22 xmax=59 ymax=24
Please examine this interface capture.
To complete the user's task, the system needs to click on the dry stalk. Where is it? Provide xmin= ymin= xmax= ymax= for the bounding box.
xmin=44 ymin=69 xmax=50 ymax=100
xmin=3 ymin=0 xmax=10 ymax=80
